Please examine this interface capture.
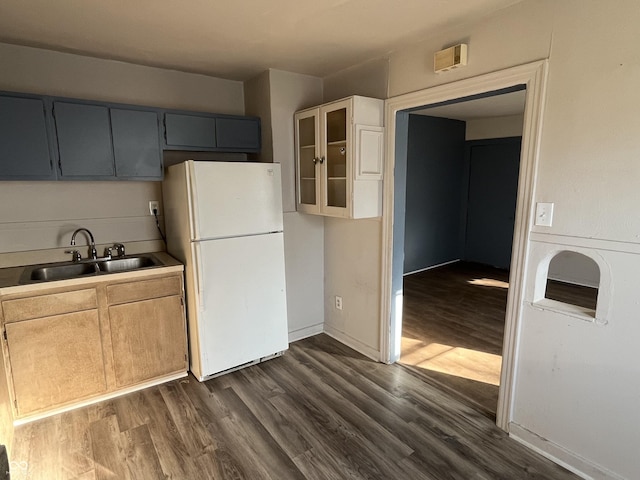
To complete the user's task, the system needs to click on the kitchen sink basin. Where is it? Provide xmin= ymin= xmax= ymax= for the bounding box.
xmin=19 ymin=254 xmax=162 ymax=284
xmin=97 ymin=255 xmax=159 ymax=273
xmin=26 ymin=262 xmax=100 ymax=282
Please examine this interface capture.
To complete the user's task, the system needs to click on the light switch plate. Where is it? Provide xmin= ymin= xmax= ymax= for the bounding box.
xmin=535 ymin=202 xmax=554 ymax=227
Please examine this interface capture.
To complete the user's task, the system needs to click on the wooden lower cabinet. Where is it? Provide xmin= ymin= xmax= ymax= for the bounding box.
xmin=0 ymin=270 xmax=187 ymax=420
xmin=6 ymin=310 xmax=106 ymax=416
xmin=109 ymin=295 xmax=186 ymax=387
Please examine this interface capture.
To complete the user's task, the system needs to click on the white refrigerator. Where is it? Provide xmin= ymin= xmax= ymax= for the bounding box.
xmin=162 ymin=160 xmax=288 ymax=381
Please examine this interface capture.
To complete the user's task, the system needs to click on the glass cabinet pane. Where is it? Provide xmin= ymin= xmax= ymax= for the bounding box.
xmin=298 ymin=116 xmax=317 ymax=206
xmin=325 ymin=108 xmax=347 ymax=208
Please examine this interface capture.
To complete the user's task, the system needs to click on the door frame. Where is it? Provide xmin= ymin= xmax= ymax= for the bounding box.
xmin=379 ymin=60 xmax=549 ymax=431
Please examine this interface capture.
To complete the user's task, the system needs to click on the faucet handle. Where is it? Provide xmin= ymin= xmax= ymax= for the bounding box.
xmin=65 ymin=250 xmax=82 ymax=262
xmin=104 ymin=247 xmax=113 ymax=259
xmin=113 ymin=243 xmax=125 ymax=257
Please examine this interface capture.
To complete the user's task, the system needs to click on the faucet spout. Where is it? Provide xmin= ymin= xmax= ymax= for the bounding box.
xmin=71 ymin=228 xmax=97 ymax=260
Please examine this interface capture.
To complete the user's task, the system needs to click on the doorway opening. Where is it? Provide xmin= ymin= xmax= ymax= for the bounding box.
xmin=380 ymin=61 xmax=549 ymax=431
xmin=399 ymin=88 xmax=525 ymax=419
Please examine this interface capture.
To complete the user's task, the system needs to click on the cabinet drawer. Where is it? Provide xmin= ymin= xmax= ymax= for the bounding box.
xmin=2 ymin=288 xmax=97 ymax=323
xmin=106 ymin=275 xmax=182 ymax=305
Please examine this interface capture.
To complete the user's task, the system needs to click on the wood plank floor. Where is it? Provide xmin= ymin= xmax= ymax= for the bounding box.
xmin=9 ymin=334 xmax=577 ymax=479
xmin=401 ymin=262 xmax=510 ymax=419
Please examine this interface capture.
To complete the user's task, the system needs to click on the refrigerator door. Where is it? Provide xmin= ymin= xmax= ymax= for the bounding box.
xmin=188 ymin=161 xmax=284 ymax=240
xmin=195 ymin=232 xmax=289 ymax=377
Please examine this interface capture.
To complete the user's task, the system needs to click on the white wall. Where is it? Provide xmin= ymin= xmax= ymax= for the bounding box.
xmin=269 ymin=69 xmax=323 ymax=213
xmin=321 ymin=61 xmax=388 ymax=358
xmin=244 ymin=71 xmax=273 ymax=163
xmin=244 ymin=69 xmax=325 ymax=341
xmin=323 ymin=57 xmax=389 ymax=103
xmin=378 ymin=1 xmax=640 ymax=478
xmin=0 ymin=43 xmax=244 ymax=266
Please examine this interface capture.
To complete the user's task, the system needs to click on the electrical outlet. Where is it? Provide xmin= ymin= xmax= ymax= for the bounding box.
xmin=149 ymin=201 xmax=159 ymax=216
xmin=335 ymin=296 xmax=343 ymax=310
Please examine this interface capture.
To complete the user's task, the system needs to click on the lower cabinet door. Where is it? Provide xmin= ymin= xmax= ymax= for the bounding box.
xmin=108 ymin=295 xmax=186 ymax=387
xmin=6 ymin=310 xmax=107 ymax=416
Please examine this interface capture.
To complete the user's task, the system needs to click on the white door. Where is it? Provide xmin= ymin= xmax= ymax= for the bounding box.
xmin=189 ymin=161 xmax=283 ymax=240
xmin=195 ymin=232 xmax=288 ymax=377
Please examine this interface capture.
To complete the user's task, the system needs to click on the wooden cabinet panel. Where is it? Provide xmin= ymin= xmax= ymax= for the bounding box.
xmin=111 ymin=108 xmax=162 ymax=179
xmin=106 ymin=275 xmax=182 ymax=305
xmin=2 ymin=289 xmax=97 ymax=323
xmin=53 ymin=102 xmax=115 ymax=178
xmin=6 ymin=310 xmax=106 ymax=415
xmin=108 ymin=296 xmax=186 ymax=387
xmin=0 ymin=95 xmax=54 ymax=179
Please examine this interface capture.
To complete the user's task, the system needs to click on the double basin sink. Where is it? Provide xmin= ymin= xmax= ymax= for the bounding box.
xmin=19 ymin=254 xmax=162 ymax=284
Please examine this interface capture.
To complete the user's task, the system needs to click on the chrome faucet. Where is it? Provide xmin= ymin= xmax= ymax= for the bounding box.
xmin=70 ymin=228 xmax=97 ymax=260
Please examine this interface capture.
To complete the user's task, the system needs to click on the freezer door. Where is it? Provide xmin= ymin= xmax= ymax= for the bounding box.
xmin=195 ymin=232 xmax=289 ymax=377
xmin=189 ymin=161 xmax=284 ymax=240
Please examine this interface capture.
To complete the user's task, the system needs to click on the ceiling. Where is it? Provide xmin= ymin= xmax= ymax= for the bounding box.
xmin=412 ymin=89 xmax=526 ymax=120
xmin=0 ymin=0 xmax=524 ymax=81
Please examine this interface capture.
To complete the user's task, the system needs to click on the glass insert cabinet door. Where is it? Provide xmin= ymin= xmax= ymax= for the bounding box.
xmin=324 ymin=107 xmax=348 ymax=209
xmin=295 ymin=110 xmax=319 ymax=210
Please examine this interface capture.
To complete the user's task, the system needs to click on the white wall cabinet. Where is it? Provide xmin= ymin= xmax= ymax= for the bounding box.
xmin=295 ymin=96 xmax=384 ymax=218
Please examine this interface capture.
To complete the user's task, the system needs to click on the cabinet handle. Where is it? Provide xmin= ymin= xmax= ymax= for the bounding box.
xmin=319 ymin=156 xmax=325 ymax=164
xmin=312 ymin=157 xmax=318 ymax=164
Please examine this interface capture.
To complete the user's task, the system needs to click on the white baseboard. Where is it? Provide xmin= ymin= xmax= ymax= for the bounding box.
xmin=288 ymin=323 xmax=324 ymax=343
xmin=404 ymin=259 xmax=460 ymax=276
xmin=323 ymin=325 xmax=380 ymax=361
xmin=509 ymin=423 xmax=625 ymax=480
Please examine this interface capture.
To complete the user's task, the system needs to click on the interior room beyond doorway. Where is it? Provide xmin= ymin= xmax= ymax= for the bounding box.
xmin=399 ymin=89 xmax=525 ymax=419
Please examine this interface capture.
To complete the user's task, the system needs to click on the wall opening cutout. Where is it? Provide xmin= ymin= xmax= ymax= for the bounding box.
xmin=545 ymin=251 xmax=599 ymax=312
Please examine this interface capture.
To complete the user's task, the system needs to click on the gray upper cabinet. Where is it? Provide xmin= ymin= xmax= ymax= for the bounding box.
xmin=0 ymin=90 xmax=261 ymax=181
xmin=164 ymin=113 xmax=216 ymax=149
xmin=216 ymin=117 xmax=260 ymax=151
xmin=0 ymin=95 xmax=54 ymax=179
xmin=54 ymin=102 xmax=163 ymax=180
xmin=111 ymin=109 xmax=162 ymax=179
xmin=54 ymin=102 xmax=115 ymax=178
xmin=164 ymin=112 xmax=261 ymax=152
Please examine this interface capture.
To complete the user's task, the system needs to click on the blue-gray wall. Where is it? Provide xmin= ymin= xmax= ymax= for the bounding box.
xmin=403 ymin=115 xmax=466 ymax=273
xmin=403 ymin=113 xmax=522 ymax=274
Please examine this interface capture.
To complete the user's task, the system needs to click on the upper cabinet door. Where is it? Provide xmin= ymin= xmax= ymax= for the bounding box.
xmin=321 ymin=99 xmax=351 ymax=215
xmin=164 ymin=113 xmax=216 ymax=149
xmin=215 ymin=117 xmax=261 ymax=152
xmin=53 ymin=102 xmax=115 ymax=178
xmin=111 ymin=108 xmax=162 ymax=179
xmin=294 ymin=109 xmax=321 ymax=214
xmin=0 ymin=95 xmax=54 ymax=179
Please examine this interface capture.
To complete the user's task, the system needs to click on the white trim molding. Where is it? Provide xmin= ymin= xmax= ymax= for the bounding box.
xmin=379 ymin=60 xmax=549 ymax=432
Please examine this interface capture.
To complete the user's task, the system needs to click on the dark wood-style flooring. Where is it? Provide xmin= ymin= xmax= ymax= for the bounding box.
xmin=10 ymin=334 xmax=577 ymax=479
xmin=401 ymin=262 xmax=510 ymax=419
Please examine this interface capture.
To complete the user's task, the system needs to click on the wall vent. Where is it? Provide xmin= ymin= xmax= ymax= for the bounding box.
xmin=434 ymin=44 xmax=468 ymax=73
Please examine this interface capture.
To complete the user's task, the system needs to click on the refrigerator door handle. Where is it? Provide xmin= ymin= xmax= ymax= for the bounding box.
xmin=194 ymin=242 xmax=205 ymax=310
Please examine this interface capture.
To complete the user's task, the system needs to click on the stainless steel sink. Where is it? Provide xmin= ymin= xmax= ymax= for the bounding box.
xmin=25 ymin=262 xmax=100 ymax=282
xmin=97 ymin=255 xmax=159 ymax=273
xmin=19 ymin=254 xmax=162 ymax=284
